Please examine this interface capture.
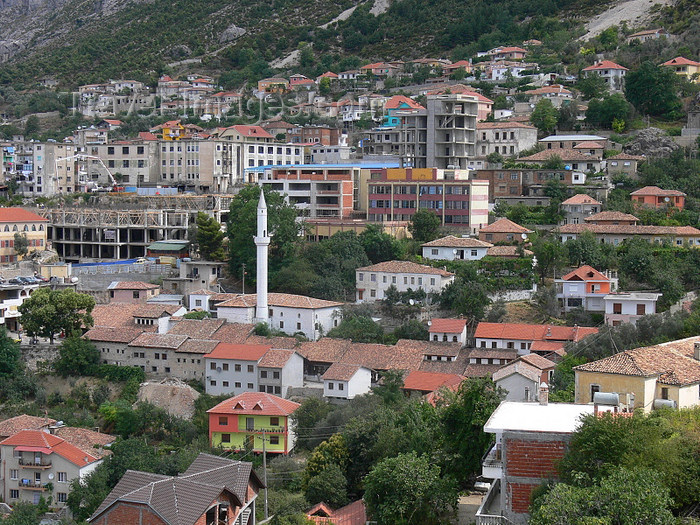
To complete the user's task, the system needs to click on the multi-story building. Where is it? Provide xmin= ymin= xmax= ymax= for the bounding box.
xmin=474 ymin=122 xmax=537 ymax=160
xmin=398 ymin=94 xmax=478 ymax=169
xmin=87 ymin=140 xmax=159 ymax=188
xmin=582 ymin=60 xmax=628 ymax=91
xmin=518 ymin=148 xmax=601 ymax=174
xmin=492 ymin=354 xmax=556 ymax=402
xmin=630 ymin=185 xmax=686 ymax=209
xmin=203 ymin=343 xmax=272 ymax=396
xmin=474 ymin=322 xmax=598 ymax=356
xmin=558 ymin=223 xmax=700 ymax=246
xmin=559 ymin=194 xmax=602 ymax=225
xmin=257 ymin=349 xmax=305 ymax=397
xmin=421 ymin=235 xmax=492 ymax=261
xmin=355 ymin=260 xmax=455 ymax=302
xmin=0 ymin=208 xmax=47 ymax=263
xmin=428 ymin=318 xmax=468 ymax=345
xmin=107 ymin=281 xmax=161 ymax=303
xmin=207 ymin=392 xmax=300 ymax=454
xmin=0 ymin=430 xmax=103 ymax=509
xmin=555 ymin=265 xmax=618 ymax=313
xmin=287 ymin=126 xmax=341 ymax=145
xmin=478 ymin=218 xmax=532 ymax=244
xmin=322 ymin=363 xmax=372 ymax=401
xmin=661 ymin=56 xmax=700 ymax=83
xmin=366 ymin=167 xmax=490 ymax=231
xmin=606 ymin=153 xmax=646 ymax=178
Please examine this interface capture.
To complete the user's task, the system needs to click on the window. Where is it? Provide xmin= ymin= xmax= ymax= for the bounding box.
xmin=235 ymin=364 xmax=241 ymax=372
xmin=210 ymin=380 xmax=216 ymax=386
xmin=269 ymin=436 xmax=280 ymax=445
xmin=261 ymin=371 xmax=268 ymax=378
xmin=221 ymin=433 xmax=231 ymax=443
xmin=219 ymin=416 xmax=228 ymax=426
xmin=10 ymin=469 xmax=18 ymax=480
xmin=9 ymin=490 xmax=19 ymax=499
xmin=431 ymin=248 xmax=439 ymax=255
xmin=222 ymin=381 xmax=229 ymax=387
xmin=270 ymin=417 xmax=279 ymax=426
xmin=247 ymin=365 xmax=254 ymax=373
xmin=661 ymin=387 xmax=669 ymax=400
xmin=279 ymin=321 xmax=284 ymax=329
xmin=273 ymin=371 xmax=280 ymax=379
xmin=132 ymin=291 xmax=140 ymax=299
xmin=57 ymin=493 xmax=67 ymax=503
xmin=359 ymin=273 xmax=363 ymax=281
xmin=247 ymin=383 xmax=254 ymax=389
xmin=590 ymin=384 xmax=600 ymax=401
xmin=338 ymin=383 xmax=344 ymax=391
xmin=328 ymin=382 xmax=334 ymax=390
xmin=235 ymin=382 xmax=241 ymax=388
xmin=210 ymin=362 xmax=216 ymax=370
xmin=636 ymin=303 xmax=646 ymax=315
xmin=613 ymin=303 xmax=622 ymax=314
xmin=57 ymin=471 xmax=67 ymax=482
xmin=222 ymin=363 xmax=228 ymax=371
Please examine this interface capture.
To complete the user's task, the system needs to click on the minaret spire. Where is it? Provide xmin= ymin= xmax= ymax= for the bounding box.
xmin=254 ymin=188 xmax=270 ymax=324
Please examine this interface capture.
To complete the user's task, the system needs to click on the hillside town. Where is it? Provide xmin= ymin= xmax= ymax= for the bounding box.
xmin=0 ymin=11 xmax=698 ymax=525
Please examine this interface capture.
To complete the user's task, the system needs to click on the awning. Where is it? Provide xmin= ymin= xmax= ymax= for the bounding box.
xmin=14 ymin=446 xmax=53 ymax=454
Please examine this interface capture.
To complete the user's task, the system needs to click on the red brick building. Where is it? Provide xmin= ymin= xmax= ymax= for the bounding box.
xmin=287 ymin=126 xmax=341 ymax=145
xmin=89 ymin=453 xmax=263 ymax=525
xmin=476 ymin=398 xmax=595 ymax=524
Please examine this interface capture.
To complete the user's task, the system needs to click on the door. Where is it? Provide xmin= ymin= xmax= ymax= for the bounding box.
xmin=246 ymin=417 xmax=255 ymax=431
xmin=33 ymin=492 xmax=41 ymax=504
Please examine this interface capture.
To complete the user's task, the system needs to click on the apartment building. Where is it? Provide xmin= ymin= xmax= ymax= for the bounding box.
xmin=559 ymin=194 xmax=602 ymax=225
xmin=366 ymin=167 xmax=489 ymax=230
xmin=398 ymin=94 xmax=478 ymax=169
xmin=86 ymin=140 xmax=158 ymax=187
xmin=356 ymin=260 xmax=455 ymax=302
xmin=473 ymin=168 xmax=589 ymax=202
xmin=555 ymin=265 xmax=618 ymax=313
xmin=0 ymin=208 xmax=47 ymax=263
xmin=474 ymin=122 xmax=537 ymax=159
xmin=630 ymin=186 xmax=686 ymax=209
xmin=604 ymin=292 xmax=661 ymax=326
xmin=582 ymin=60 xmax=628 ymax=91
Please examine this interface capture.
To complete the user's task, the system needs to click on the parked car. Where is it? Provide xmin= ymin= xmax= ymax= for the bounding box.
xmin=8 ymin=278 xmax=23 ymax=284
xmin=20 ymin=276 xmax=39 ymax=284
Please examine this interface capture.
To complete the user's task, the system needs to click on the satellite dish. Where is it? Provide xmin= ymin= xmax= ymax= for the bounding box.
xmin=216 ymin=367 xmax=222 ymax=373
xmin=427 ymin=320 xmax=432 ymax=326
xmin=409 ymin=299 xmax=415 ymax=306
xmin=664 ymin=197 xmax=670 ymax=202
xmin=521 ymin=233 xmax=527 ymax=240
xmin=48 ymin=473 xmax=54 ymax=480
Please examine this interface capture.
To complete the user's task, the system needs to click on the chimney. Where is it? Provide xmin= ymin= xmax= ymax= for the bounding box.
xmin=539 ymin=382 xmax=549 ymax=406
xmin=694 ymin=342 xmax=700 ymax=361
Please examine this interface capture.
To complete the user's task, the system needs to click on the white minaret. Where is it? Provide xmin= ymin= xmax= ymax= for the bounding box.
xmin=254 ymin=188 xmax=270 ymax=324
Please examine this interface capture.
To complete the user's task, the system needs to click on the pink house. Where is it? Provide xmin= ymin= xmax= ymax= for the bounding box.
xmin=108 ymin=281 xmax=160 ymax=303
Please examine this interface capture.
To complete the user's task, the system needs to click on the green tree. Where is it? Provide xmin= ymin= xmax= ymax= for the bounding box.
xmin=438 ymin=280 xmax=490 ymax=330
xmin=292 ymin=398 xmax=332 ymax=449
xmin=303 ymin=434 xmax=349 ymax=487
xmin=576 ymin=74 xmax=608 ymax=100
xmin=359 ymin=224 xmax=402 ymax=263
xmin=327 ymin=315 xmax=384 ymax=343
xmin=227 ymin=185 xmax=302 ymax=284
xmin=304 ymin=463 xmax=348 ymax=508
xmin=532 ymin=238 xmax=567 ymax=282
xmin=363 ymin=451 xmax=458 ymax=525
xmin=408 ymin=209 xmax=441 ymax=243
xmin=13 ymin=232 xmax=29 ymax=258
xmin=195 ymin=212 xmax=225 ymax=260
xmin=541 ymin=153 xmax=564 ymax=170
xmin=625 ymin=61 xmax=681 ymax=118
xmin=2 ymin=500 xmax=41 ymax=525
xmin=392 ymin=319 xmax=428 ymax=341
xmin=54 ymin=335 xmax=100 ymax=376
xmin=18 ymin=288 xmax=95 ymax=343
xmin=585 ymin=94 xmax=632 ymax=129
xmin=0 ymin=328 xmax=22 ymax=379
xmin=24 ymin=115 xmax=39 ymax=137
xmin=530 ymin=99 xmax=558 ymax=136
xmin=182 ymin=310 xmax=210 ymax=319
xmin=439 ymin=377 xmax=504 ymax=484
xmin=318 ymin=76 xmax=331 ymax=96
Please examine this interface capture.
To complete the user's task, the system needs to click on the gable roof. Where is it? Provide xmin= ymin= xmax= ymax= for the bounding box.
xmin=90 ymin=454 xmax=262 ymax=525
xmin=573 ymin=141 xmax=604 ymax=149
xmin=356 ymin=260 xmax=454 ymax=277
xmin=518 ymin=148 xmax=600 ymax=162
xmin=322 ymin=362 xmax=365 ymax=381
xmin=53 ymin=427 xmax=115 ymax=459
xmin=574 ymin=336 xmax=700 ymax=386
xmin=108 ymin=281 xmax=159 ymax=290
xmin=298 ymin=339 xmax=352 ymax=363
xmin=384 ymin=95 xmax=424 ymax=110
xmin=0 ymin=430 xmax=99 ymax=467
xmin=422 ymin=235 xmax=493 ymax=248
xmin=584 ymin=211 xmax=639 ymax=223
xmin=0 ymin=208 xmax=48 ymax=223
xmin=258 ymin=348 xmax=296 ymax=368
xmin=558 ymin=223 xmax=700 ymax=236
xmin=583 ymin=60 xmax=628 ymax=71
xmin=662 ymin=56 xmax=700 ymax=67
xmin=561 ymin=265 xmax=610 ymax=282
xmin=474 ymin=322 xmax=598 ymax=342
xmin=217 ymin=293 xmax=342 ymax=310
xmin=207 ymin=392 xmax=300 ymax=416
xmin=203 ymin=343 xmax=271 ymax=361
xmin=402 ymin=371 xmax=464 ymax=392
xmin=476 ymin=121 xmax=536 ymax=130
xmin=429 ymin=318 xmax=467 ymax=333
xmin=486 ymin=246 xmax=534 ymax=257
xmin=231 ymin=125 xmax=274 ymax=139
xmin=168 ymin=319 xmax=226 ymax=339
xmin=90 ymin=302 xmax=156 ymax=330
xmin=561 ymin=194 xmax=601 ymax=205
xmin=84 ymin=326 xmax=144 ymax=344
xmin=480 ymin=217 xmax=533 ymax=234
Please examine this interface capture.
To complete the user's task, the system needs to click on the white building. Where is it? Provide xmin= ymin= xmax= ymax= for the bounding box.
xmin=475 ymin=122 xmax=538 ymax=160
xmin=604 ymin=292 xmax=661 ymax=326
xmin=582 ymin=60 xmax=628 ymax=91
xmin=421 ymin=235 xmax=493 ymax=261
xmin=492 ymin=354 xmax=556 ymax=402
xmin=257 ymin=349 xmax=305 ymax=397
xmin=203 ymin=343 xmax=271 ymax=396
xmin=321 ymin=363 xmax=372 ymax=401
xmin=356 ymin=261 xmax=454 ymax=303
xmin=555 ymin=265 xmax=618 ymax=313
xmin=429 ymin=318 xmax=468 ymax=345
xmin=215 ymin=293 xmax=342 ymax=341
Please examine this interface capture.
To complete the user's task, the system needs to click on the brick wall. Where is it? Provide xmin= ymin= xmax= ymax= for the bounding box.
xmin=508 ymin=482 xmax=538 ymax=514
xmin=93 ymin=502 xmax=168 ymax=525
xmin=505 ymin=438 xmax=565 ymax=478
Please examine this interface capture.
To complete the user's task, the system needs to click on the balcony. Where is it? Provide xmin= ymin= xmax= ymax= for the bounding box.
xmin=482 ymin=443 xmax=503 ymax=479
xmin=19 ymin=458 xmax=52 ymax=469
xmin=18 ymin=480 xmax=47 ymax=491
xmin=476 ymin=479 xmax=513 ymax=525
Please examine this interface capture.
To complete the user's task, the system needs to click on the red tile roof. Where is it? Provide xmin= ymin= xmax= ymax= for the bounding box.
xmin=91 ymin=303 xmax=157 ymax=330
xmin=486 ymin=246 xmax=534 ymax=257
xmin=231 ymin=125 xmax=274 ymax=139
xmin=607 ymin=153 xmax=645 ymax=160
xmin=427 ymin=84 xmax=493 ymax=103
xmin=523 ymin=84 xmax=572 ymax=96
xmin=53 ymin=427 xmax=115 ymax=459
xmin=83 ymin=326 xmax=144 ymax=343
xmin=217 ymin=293 xmax=342 ymax=309
xmin=429 ymin=318 xmax=467 ymax=333
xmin=573 ymin=141 xmax=604 ymax=149
xmin=630 ymin=185 xmax=686 ymax=197
xmin=384 ymin=95 xmax=424 ymax=110
xmin=203 ymin=343 xmax=271 ymax=361
xmin=584 ymin=211 xmax=639 ymax=223
xmin=0 ymin=430 xmax=99 ymax=467
xmin=0 ymin=208 xmax=48 ymax=223
xmin=561 ymin=265 xmax=610 ymax=282
xmin=298 ymin=339 xmax=352 ymax=363
xmin=402 ymin=371 xmax=464 ymax=392
xmin=518 ymin=148 xmax=600 ymax=162
xmin=128 ymin=333 xmax=188 ymax=350
xmin=211 ymin=323 xmax=256 ymax=344
xmin=480 ymin=217 xmax=532 ymax=234
xmin=583 ymin=60 xmax=628 ymax=71
xmin=322 ymin=362 xmax=365 ymax=381
xmin=662 ymin=56 xmax=700 ymax=67
xmin=422 ymin=235 xmax=492 ymax=248
xmin=356 ymin=260 xmax=454 ymax=277
xmin=558 ymin=224 xmax=700 ymax=236
xmin=109 ymin=281 xmax=159 ymax=290
xmin=0 ymin=415 xmax=55 ymax=438
xmin=207 ymin=392 xmax=300 ymax=416
xmin=258 ymin=348 xmax=296 ymax=368
xmin=308 ymin=499 xmax=367 ymax=525
xmin=561 ymin=194 xmax=601 ymax=205
xmin=474 ymin=322 xmax=597 ymax=342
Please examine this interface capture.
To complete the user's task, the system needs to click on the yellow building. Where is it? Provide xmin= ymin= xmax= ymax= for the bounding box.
xmin=0 ymin=208 xmax=48 ymax=263
xmin=154 ymin=120 xmax=186 ymax=140
xmin=661 ymin=57 xmax=700 ymax=83
xmin=574 ymin=335 xmax=700 ymax=413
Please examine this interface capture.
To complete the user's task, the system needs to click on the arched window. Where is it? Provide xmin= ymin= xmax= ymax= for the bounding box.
xmin=12 ymin=225 xmax=17 ymax=231
xmin=3 ymin=226 xmax=8 ymax=232
xmin=23 ymin=225 xmax=28 ymax=231
xmin=31 ymin=225 xmax=36 ymax=231
xmin=39 ymin=225 xmax=44 ymax=231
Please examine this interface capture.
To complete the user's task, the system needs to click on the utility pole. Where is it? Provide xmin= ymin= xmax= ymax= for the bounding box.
xmin=262 ymin=430 xmax=268 ymax=520
xmin=241 ymin=263 xmax=246 ymax=294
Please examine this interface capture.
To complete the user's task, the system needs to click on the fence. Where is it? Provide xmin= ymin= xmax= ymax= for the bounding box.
xmin=72 ymin=263 xmax=175 ymax=276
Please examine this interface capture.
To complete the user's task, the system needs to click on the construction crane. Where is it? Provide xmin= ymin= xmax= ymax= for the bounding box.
xmin=53 ymin=153 xmax=123 ymax=193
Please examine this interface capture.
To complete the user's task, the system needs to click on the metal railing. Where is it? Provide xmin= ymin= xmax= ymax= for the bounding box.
xmin=475 ymin=479 xmax=515 ymax=525
xmin=19 ymin=458 xmax=52 ymax=467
